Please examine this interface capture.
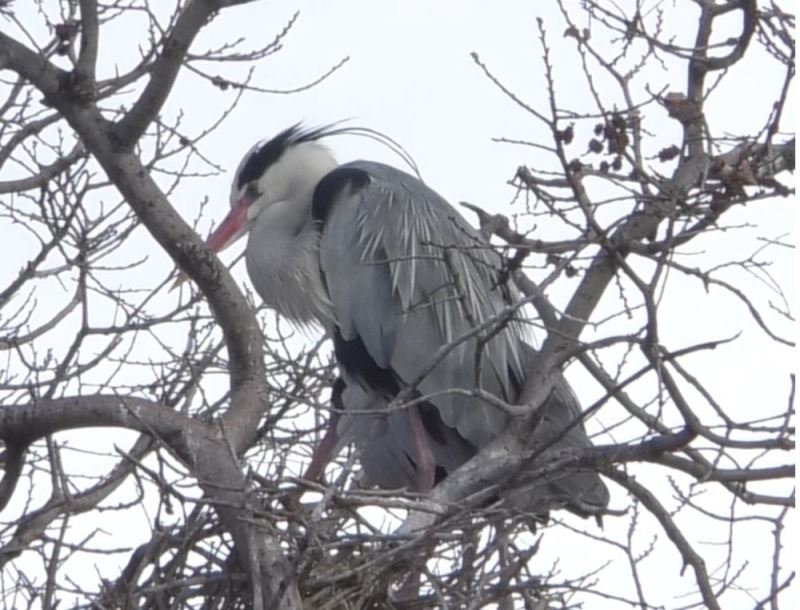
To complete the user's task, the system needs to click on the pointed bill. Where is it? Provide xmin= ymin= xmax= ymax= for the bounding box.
xmin=171 ymin=196 xmax=252 ymax=289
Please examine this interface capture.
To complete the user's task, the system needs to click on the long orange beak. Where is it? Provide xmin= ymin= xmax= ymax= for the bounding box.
xmin=172 ymin=196 xmax=252 ymax=289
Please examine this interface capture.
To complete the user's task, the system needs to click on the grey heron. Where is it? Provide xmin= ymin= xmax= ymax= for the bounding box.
xmin=203 ymin=124 xmax=609 ymax=517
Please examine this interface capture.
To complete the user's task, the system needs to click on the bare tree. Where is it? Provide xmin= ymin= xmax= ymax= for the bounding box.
xmin=0 ymin=1 xmax=794 ymax=609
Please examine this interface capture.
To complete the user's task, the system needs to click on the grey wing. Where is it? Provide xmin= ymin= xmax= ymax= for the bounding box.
xmin=317 ymin=161 xmax=526 ymax=448
xmin=318 ymin=163 xmax=608 ymax=515
xmin=335 ymin=384 xmax=475 ymax=490
xmin=333 ymin=384 xmax=417 ymax=490
xmin=336 ymin=348 xmax=609 ymax=516
xmin=507 ymin=345 xmax=610 ymax=517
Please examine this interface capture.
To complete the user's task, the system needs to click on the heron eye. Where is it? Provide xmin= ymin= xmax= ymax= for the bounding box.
xmin=245 ymin=182 xmax=259 ymax=198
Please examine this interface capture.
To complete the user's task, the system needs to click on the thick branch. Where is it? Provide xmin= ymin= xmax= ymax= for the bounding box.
xmin=1 ymin=20 xmax=299 ymax=608
xmin=76 ymin=0 xmax=98 ymax=86
xmin=400 ymin=429 xmax=696 ymax=533
xmin=112 ymin=0 xmax=257 ymax=146
xmin=704 ymin=0 xmax=757 ymax=71
xmin=0 ymin=395 xmax=198 ymax=447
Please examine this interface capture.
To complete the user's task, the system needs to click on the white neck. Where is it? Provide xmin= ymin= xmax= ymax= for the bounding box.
xmin=244 ymin=141 xmax=339 ymax=328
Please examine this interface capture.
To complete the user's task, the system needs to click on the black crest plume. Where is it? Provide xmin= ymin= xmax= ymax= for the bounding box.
xmin=235 ymin=122 xmax=420 ymax=190
xmin=235 ymin=123 xmax=337 ymax=190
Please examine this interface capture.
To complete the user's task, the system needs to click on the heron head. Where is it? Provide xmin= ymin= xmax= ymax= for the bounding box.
xmin=204 ymin=124 xmax=337 ymax=257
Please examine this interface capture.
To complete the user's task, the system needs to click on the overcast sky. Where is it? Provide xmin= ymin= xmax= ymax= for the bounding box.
xmin=1 ymin=1 xmax=795 ymax=608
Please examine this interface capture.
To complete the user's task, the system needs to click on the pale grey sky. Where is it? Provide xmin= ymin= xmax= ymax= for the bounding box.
xmin=1 ymin=1 xmax=795 ymax=608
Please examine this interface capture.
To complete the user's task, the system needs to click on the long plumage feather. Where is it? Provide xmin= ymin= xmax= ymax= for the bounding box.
xmin=236 ymin=124 xmax=609 ymax=516
xmin=319 ymin=161 xmax=526 ymax=447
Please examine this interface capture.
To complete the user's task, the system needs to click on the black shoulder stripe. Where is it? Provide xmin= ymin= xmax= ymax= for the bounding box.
xmin=312 ymin=167 xmax=370 ymax=224
xmin=333 ymin=328 xmax=400 ymax=399
xmin=333 ymin=329 xmax=475 ymax=453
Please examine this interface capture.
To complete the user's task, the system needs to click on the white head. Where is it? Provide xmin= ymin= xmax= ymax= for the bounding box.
xmin=205 ymin=124 xmax=339 ymax=256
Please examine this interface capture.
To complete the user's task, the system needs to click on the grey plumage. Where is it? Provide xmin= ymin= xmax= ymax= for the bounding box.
xmin=337 ymin=347 xmax=609 ymax=517
xmin=208 ymin=125 xmax=609 ymax=518
xmin=319 ymin=161 xmax=524 ymax=448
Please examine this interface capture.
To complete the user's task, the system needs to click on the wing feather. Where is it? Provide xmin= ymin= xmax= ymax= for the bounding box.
xmin=318 ymin=161 xmax=524 ymax=447
xmin=319 ymin=161 xmax=608 ymax=515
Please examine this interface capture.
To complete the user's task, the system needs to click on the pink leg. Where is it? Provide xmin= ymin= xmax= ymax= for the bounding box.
xmin=408 ymin=404 xmax=436 ymax=492
xmin=302 ymin=379 xmax=344 ymax=483
xmin=394 ymin=405 xmax=437 ymax=602
xmin=303 ymin=412 xmax=340 ymax=482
